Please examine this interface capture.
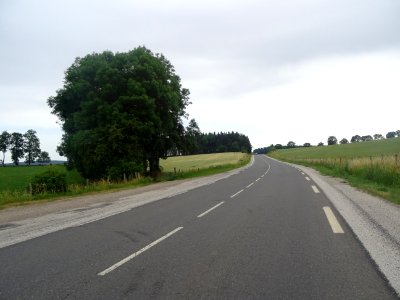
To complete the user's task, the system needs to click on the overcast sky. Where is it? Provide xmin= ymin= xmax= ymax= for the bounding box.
xmin=1 ymin=0 xmax=399 ymax=161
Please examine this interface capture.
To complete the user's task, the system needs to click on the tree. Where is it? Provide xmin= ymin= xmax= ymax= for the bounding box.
xmin=318 ymin=142 xmax=324 ymax=146
xmin=361 ymin=135 xmax=373 ymax=142
xmin=48 ymin=47 xmax=190 ymax=179
xmin=287 ymin=141 xmax=296 ymax=148
xmin=327 ymin=136 xmax=337 ymax=145
xmin=183 ymin=119 xmax=201 ymax=155
xmin=351 ymin=135 xmax=361 ymax=143
xmin=303 ymin=143 xmax=311 ymax=147
xmin=37 ymin=151 xmax=51 ymax=164
xmin=396 ymin=130 xmax=400 ymax=137
xmin=10 ymin=132 xmax=24 ymax=165
xmin=386 ymin=131 xmax=396 ymax=139
xmin=24 ymin=129 xmax=41 ymax=165
xmin=340 ymin=138 xmax=349 ymax=144
xmin=0 ymin=131 xmax=11 ymax=166
xmin=373 ymin=134 xmax=384 ymax=140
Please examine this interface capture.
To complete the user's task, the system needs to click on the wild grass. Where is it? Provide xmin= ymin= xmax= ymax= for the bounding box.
xmin=0 ymin=153 xmax=250 ymax=209
xmin=269 ymin=139 xmax=400 ymax=204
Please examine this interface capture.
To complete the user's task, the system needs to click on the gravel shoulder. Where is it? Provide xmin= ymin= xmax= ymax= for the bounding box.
xmin=292 ymin=163 xmax=400 ymax=297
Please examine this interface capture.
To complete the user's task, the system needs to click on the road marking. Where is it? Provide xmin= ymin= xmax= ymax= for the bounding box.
xmin=197 ymin=201 xmax=224 ymax=218
xmin=246 ymin=183 xmax=254 ymax=188
xmin=305 ymin=177 xmax=310 ymax=181
xmin=261 ymin=174 xmax=264 ymax=178
xmin=311 ymin=185 xmax=320 ymax=193
xmin=230 ymin=189 xmax=244 ymax=198
xmin=323 ymin=207 xmax=344 ymax=234
xmin=98 ymin=227 xmax=183 ymax=276
xmin=301 ymin=172 xmax=305 ymax=175
xmin=255 ymin=178 xmax=260 ymax=182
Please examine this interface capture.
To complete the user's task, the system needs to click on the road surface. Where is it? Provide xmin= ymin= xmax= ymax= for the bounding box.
xmin=0 ymin=156 xmax=397 ymax=299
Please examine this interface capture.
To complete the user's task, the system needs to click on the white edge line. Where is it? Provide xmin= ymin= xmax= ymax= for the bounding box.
xmin=305 ymin=177 xmax=310 ymax=181
xmin=98 ymin=226 xmax=184 ymax=276
xmin=311 ymin=185 xmax=320 ymax=193
xmin=230 ymin=189 xmax=244 ymax=198
xmin=246 ymin=183 xmax=254 ymax=188
xmin=197 ymin=201 xmax=225 ymax=218
xmin=323 ymin=207 xmax=344 ymax=234
xmin=255 ymin=178 xmax=260 ymax=182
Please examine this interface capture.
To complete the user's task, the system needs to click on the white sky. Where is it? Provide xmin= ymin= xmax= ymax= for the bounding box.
xmin=1 ymin=0 xmax=399 ymax=161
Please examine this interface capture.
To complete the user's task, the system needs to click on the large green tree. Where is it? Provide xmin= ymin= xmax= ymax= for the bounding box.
xmin=24 ymin=129 xmax=41 ymax=165
xmin=10 ymin=132 xmax=25 ymax=166
xmin=0 ymin=131 xmax=11 ymax=166
xmin=48 ymin=47 xmax=190 ymax=179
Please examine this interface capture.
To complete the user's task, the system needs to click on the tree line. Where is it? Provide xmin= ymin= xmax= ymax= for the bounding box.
xmin=48 ymin=46 xmax=251 ymax=180
xmin=177 ymin=119 xmax=251 ymax=156
xmin=0 ymin=130 xmax=51 ymax=166
xmin=253 ymin=130 xmax=400 ymax=154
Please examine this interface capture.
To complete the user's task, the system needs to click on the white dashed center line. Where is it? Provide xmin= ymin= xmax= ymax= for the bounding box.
xmin=246 ymin=183 xmax=254 ymax=188
xmin=98 ymin=227 xmax=184 ymax=276
xmin=305 ymin=177 xmax=310 ymax=181
xmin=230 ymin=189 xmax=244 ymax=198
xmin=197 ymin=201 xmax=224 ymax=218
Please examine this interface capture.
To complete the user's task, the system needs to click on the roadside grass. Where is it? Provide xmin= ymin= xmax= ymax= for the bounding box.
xmin=269 ymin=138 xmax=400 ymax=204
xmin=0 ymin=153 xmax=250 ymax=209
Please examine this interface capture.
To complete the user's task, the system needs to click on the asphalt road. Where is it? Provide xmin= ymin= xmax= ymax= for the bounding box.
xmin=0 ymin=156 xmax=397 ymax=299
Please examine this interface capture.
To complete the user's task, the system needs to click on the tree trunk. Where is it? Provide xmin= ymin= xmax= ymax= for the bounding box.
xmin=149 ymin=156 xmax=161 ymax=178
xmin=2 ymin=152 xmax=4 ymax=166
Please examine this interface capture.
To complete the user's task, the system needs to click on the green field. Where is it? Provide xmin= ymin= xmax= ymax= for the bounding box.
xmin=0 ymin=165 xmax=84 ymax=191
xmin=271 ymin=138 xmax=400 ymax=159
xmin=160 ymin=152 xmax=248 ymax=172
xmin=269 ymin=138 xmax=400 ymax=204
xmin=0 ymin=152 xmax=250 ymax=208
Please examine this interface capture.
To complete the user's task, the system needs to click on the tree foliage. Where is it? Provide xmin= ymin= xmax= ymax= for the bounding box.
xmin=48 ymin=47 xmax=190 ymax=179
xmin=24 ymin=129 xmax=41 ymax=165
xmin=10 ymin=132 xmax=25 ymax=165
xmin=340 ymin=138 xmax=349 ymax=144
xmin=0 ymin=131 xmax=11 ymax=166
xmin=37 ymin=151 xmax=51 ymax=164
xmin=179 ymin=131 xmax=252 ymax=155
xmin=327 ymin=136 xmax=337 ymax=145
xmin=351 ymin=135 xmax=361 ymax=143
xmin=386 ymin=131 xmax=396 ymax=139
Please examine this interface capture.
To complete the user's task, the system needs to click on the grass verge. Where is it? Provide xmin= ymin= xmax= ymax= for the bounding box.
xmin=269 ymin=154 xmax=400 ymax=205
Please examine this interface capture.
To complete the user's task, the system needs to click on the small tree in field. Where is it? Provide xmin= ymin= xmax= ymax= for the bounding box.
xmin=327 ymin=136 xmax=337 ymax=145
xmin=10 ymin=132 xmax=25 ymax=165
xmin=24 ymin=129 xmax=41 ymax=165
xmin=287 ymin=141 xmax=296 ymax=148
xmin=386 ymin=131 xmax=396 ymax=138
xmin=373 ymin=134 xmax=384 ymax=140
xmin=37 ymin=151 xmax=51 ymax=164
xmin=0 ymin=131 xmax=11 ymax=166
xmin=340 ymin=138 xmax=349 ymax=144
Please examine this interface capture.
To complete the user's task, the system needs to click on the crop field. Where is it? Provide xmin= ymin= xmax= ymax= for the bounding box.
xmin=269 ymin=138 xmax=400 ymax=204
xmin=160 ymin=152 xmax=248 ymax=172
xmin=271 ymin=138 xmax=400 ymax=159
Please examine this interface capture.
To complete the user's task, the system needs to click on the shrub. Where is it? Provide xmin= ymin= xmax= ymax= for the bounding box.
xmin=107 ymin=161 xmax=143 ymax=182
xmin=30 ymin=170 xmax=67 ymax=194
